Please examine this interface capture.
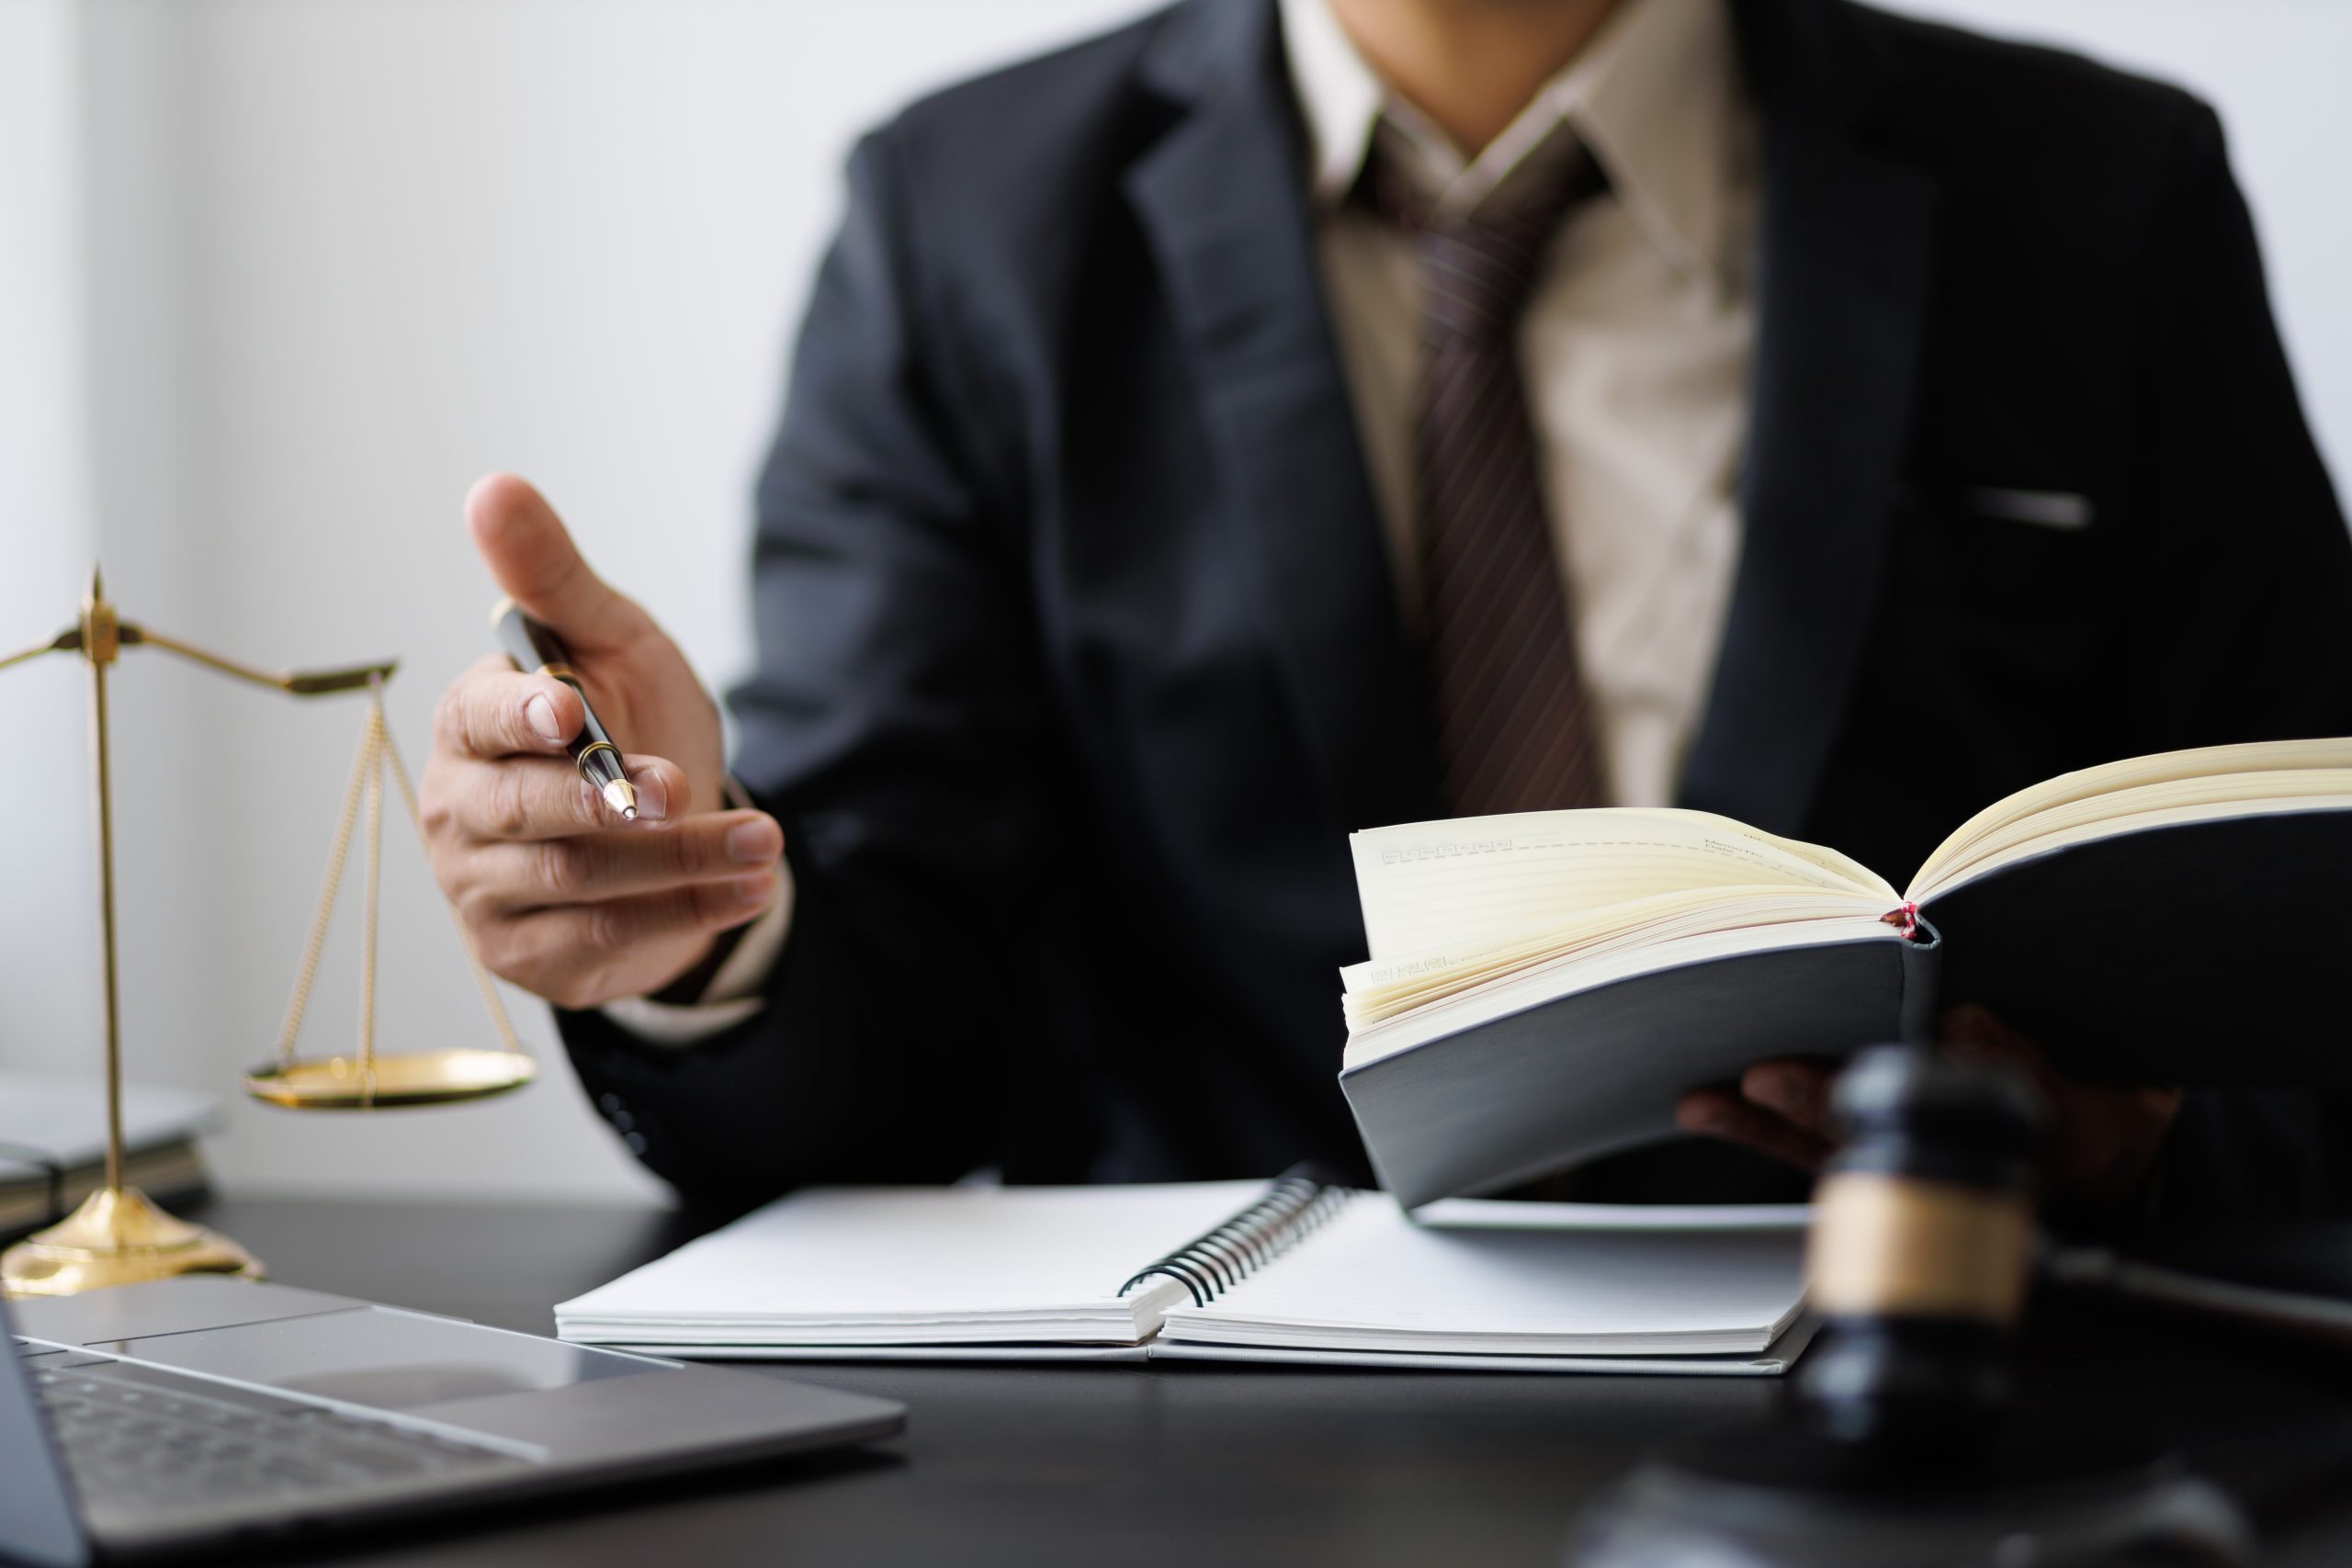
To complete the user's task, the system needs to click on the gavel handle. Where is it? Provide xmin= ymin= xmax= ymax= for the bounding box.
xmin=2044 ymin=1244 xmax=2352 ymax=1349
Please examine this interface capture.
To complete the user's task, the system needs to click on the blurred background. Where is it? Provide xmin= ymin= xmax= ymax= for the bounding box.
xmin=4 ymin=0 xmax=2347 ymax=1205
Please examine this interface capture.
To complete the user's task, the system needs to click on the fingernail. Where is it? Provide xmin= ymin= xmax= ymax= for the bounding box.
xmin=731 ymin=874 xmax=775 ymax=908
xmin=524 ymin=694 xmax=562 ymax=742
xmin=632 ymin=773 xmax=669 ymax=822
xmin=726 ymin=819 xmax=780 ymax=864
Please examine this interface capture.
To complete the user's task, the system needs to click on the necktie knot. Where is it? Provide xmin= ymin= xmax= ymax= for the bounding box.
xmin=1362 ymin=131 xmax=1607 ymax=342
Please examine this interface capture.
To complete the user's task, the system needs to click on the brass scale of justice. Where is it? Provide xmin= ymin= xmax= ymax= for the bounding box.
xmin=0 ymin=571 xmax=537 ymax=1298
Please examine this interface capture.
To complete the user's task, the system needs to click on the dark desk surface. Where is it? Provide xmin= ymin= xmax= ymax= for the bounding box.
xmin=170 ymin=1194 xmax=2352 ymax=1568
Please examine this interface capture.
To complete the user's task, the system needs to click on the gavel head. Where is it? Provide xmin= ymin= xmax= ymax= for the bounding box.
xmin=1793 ymin=1044 xmax=2047 ymax=1458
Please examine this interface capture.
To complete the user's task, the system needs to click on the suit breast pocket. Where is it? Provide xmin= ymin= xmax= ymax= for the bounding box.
xmin=1884 ymin=484 xmax=2115 ymax=696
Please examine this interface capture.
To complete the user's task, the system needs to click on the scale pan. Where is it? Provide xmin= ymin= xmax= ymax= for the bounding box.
xmin=243 ymin=1048 xmax=537 ymax=1110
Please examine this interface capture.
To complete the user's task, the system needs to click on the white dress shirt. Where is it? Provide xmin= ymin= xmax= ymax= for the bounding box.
xmin=611 ymin=0 xmax=1758 ymax=1043
xmin=1284 ymin=0 xmax=1755 ymax=809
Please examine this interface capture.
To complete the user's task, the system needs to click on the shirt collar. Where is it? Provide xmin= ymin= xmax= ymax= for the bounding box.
xmin=1278 ymin=0 xmax=1745 ymax=285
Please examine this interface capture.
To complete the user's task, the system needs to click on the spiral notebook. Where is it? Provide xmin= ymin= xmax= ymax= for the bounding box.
xmin=556 ymin=1171 xmax=1813 ymax=1375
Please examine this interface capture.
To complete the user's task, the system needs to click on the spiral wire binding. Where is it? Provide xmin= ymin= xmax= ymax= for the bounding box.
xmin=1117 ymin=1163 xmax=1357 ymax=1308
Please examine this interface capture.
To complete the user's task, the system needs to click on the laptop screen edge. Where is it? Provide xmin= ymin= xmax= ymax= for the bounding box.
xmin=0 ymin=1295 xmax=95 ymax=1568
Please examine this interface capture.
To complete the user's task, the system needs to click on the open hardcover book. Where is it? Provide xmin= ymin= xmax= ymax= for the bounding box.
xmin=556 ymin=1171 xmax=1813 ymax=1375
xmin=1338 ymin=739 xmax=2352 ymax=1206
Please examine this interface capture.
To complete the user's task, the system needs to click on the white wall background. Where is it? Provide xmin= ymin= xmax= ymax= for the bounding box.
xmin=3 ymin=0 xmax=2347 ymax=1204
xmin=0 ymin=0 xmax=102 ymax=1082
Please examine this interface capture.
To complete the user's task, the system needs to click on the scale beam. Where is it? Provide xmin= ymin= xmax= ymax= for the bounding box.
xmin=0 ymin=619 xmax=395 ymax=694
xmin=123 ymin=626 xmax=398 ymax=694
xmin=0 ymin=627 xmax=81 ymax=675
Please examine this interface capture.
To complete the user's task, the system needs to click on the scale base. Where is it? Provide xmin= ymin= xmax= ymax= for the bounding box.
xmin=0 ymin=1186 xmax=263 ymax=1299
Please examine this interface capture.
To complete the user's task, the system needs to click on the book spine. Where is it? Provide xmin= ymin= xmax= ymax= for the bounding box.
xmin=1117 ymin=1165 xmax=1355 ymax=1308
xmin=1899 ymin=916 xmax=1943 ymax=1044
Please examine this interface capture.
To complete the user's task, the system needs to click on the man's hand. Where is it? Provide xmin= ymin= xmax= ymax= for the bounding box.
xmin=419 ymin=474 xmax=783 ymax=1010
xmin=1674 ymin=1005 xmax=2184 ymax=1216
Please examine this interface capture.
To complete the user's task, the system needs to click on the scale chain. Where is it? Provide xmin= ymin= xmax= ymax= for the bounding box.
xmin=274 ymin=696 xmax=380 ymax=1066
xmin=375 ymin=709 xmax=526 ymax=1055
xmin=358 ymin=695 xmax=385 ymax=1106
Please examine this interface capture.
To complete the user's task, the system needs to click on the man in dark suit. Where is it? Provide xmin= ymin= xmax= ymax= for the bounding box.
xmin=420 ymin=0 xmax=2352 ymax=1217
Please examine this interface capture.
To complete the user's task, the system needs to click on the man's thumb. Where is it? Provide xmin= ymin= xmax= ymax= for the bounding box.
xmin=466 ymin=474 xmax=637 ymax=646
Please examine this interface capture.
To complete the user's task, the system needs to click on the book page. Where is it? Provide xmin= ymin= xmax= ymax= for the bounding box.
xmin=1350 ymin=809 xmax=1894 ymax=960
xmin=1159 ymin=1195 xmax=1806 ymax=1356
xmin=555 ymin=1182 xmax=1267 ymax=1347
xmin=1910 ymin=738 xmax=2352 ymax=895
xmin=1412 ymin=1198 xmax=1813 ymax=1230
xmin=1912 ymin=761 xmax=2352 ymax=901
xmin=1341 ymin=912 xmax=1902 ymax=1067
xmin=1341 ymin=887 xmax=1889 ymax=1029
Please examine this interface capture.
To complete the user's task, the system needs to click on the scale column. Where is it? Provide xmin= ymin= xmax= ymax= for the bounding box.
xmin=85 ymin=571 xmax=126 ymax=1195
xmin=0 ymin=569 xmax=262 ymax=1298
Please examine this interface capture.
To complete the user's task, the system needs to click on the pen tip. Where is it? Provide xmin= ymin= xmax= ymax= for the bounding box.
xmin=622 ymin=807 xmax=639 ymax=820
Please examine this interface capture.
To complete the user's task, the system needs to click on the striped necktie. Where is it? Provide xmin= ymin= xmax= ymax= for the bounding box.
xmin=1369 ymin=136 xmax=1611 ymax=817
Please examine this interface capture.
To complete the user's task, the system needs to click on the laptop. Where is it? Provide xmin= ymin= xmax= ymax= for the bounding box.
xmin=1 ymin=1275 xmax=904 ymax=1564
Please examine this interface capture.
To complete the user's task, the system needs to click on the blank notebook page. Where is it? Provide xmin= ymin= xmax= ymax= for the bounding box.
xmin=1159 ymin=1196 xmax=1806 ymax=1356
xmin=556 ymin=1181 xmax=1263 ymax=1344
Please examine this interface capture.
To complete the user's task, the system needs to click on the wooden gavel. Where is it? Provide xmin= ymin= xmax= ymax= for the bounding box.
xmin=1567 ymin=1045 xmax=2256 ymax=1567
xmin=1794 ymin=1044 xmax=2045 ymax=1453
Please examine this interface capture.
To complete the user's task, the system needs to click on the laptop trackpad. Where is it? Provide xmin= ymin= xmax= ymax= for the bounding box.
xmin=96 ymin=1306 xmax=665 ymax=1413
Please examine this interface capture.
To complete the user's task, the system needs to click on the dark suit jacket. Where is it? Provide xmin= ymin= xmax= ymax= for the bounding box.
xmin=561 ymin=0 xmax=2352 ymax=1218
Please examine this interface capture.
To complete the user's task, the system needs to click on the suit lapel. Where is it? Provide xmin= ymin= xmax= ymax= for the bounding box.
xmin=1679 ymin=3 xmax=1939 ymax=834
xmin=1125 ymin=0 xmax=1441 ymax=836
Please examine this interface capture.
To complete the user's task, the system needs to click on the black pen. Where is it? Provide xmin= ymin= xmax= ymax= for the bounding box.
xmin=492 ymin=598 xmax=639 ymax=820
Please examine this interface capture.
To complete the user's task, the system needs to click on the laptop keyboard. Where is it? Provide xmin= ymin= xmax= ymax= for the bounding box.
xmin=14 ymin=1337 xmax=524 ymax=1520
